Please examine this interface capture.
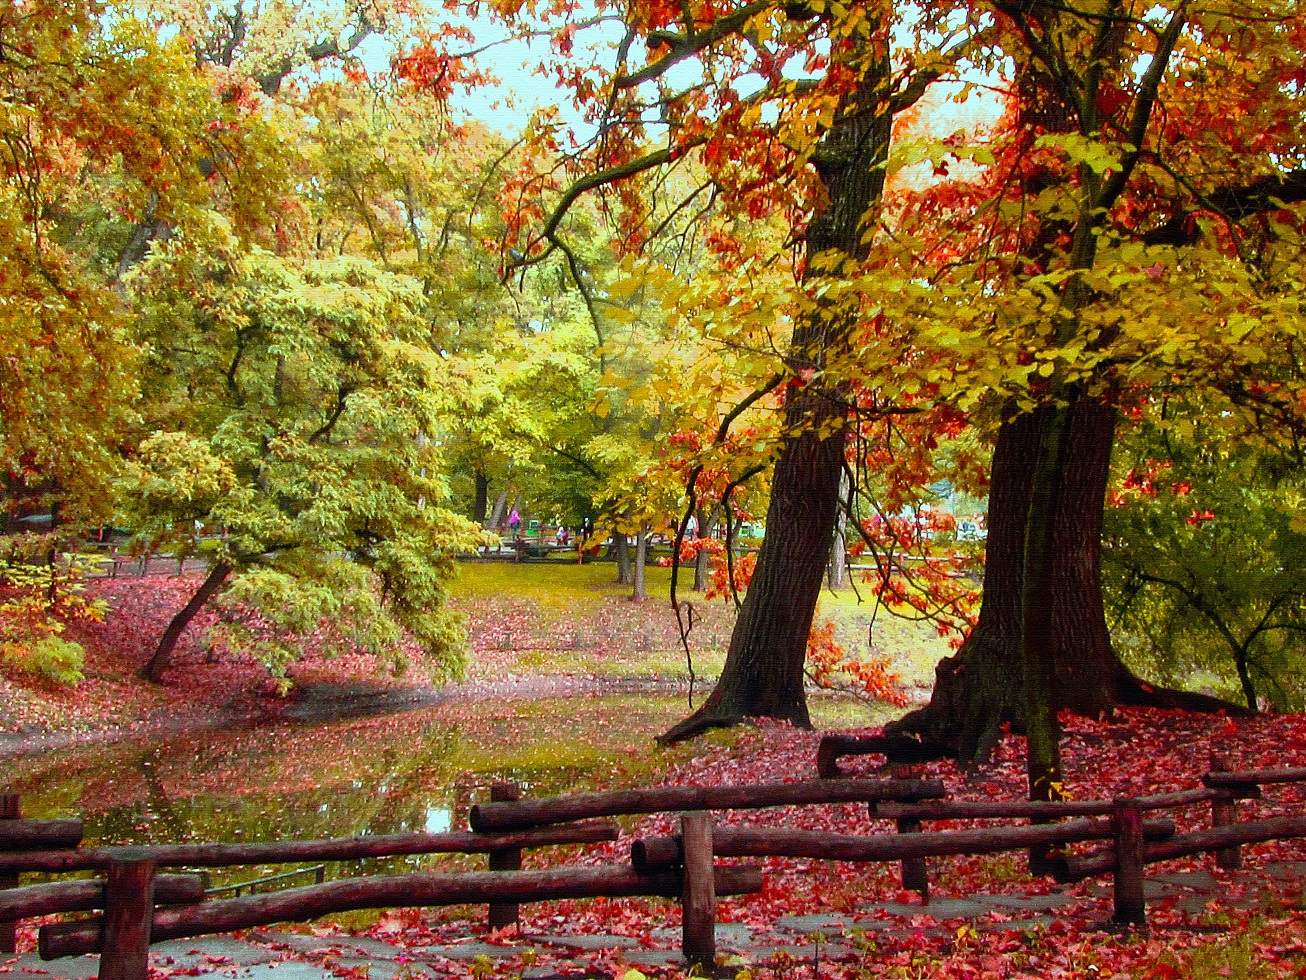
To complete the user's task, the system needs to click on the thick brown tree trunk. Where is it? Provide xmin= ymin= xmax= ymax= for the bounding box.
xmin=140 ymin=562 xmax=232 ymax=683
xmin=888 ymin=402 xmax=1246 ymax=761
xmin=659 ymin=397 xmax=845 ymax=742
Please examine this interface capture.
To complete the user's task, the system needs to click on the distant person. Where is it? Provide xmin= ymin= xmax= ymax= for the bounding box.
xmin=508 ymin=509 xmax=521 ymax=538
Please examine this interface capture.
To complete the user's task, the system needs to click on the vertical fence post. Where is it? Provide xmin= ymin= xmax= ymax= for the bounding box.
xmin=486 ymin=782 xmax=522 ymax=929
xmin=1209 ymin=753 xmax=1242 ymax=870
xmin=1111 ymin=799 xmax=1146 ymax=927
xmin=0 ymin=794 xmax=18 ymax=953
xmin=680 ymin=811 xmax=716 ymax=973
xmin=890 ymin=764 xmax=929 ymax=901
xmin=100 ymin=850 xmax=156 ymax=980
xmin=896 ymin=816 xmax=929 ymax=901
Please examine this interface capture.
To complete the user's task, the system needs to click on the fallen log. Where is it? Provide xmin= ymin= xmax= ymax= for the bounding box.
xmin=0 ymin=819 xmax=83 ymax=851
xmin=0 ymin=822 xmax=618 ymax=873
xmin=631 ymin=818 xmax=1175 ymax=871
xmin=874 ymin=788 xmax=1232 ymax=822
xmin=1059 ymin=813 xmax=1306 ymax=881
xmin=40 ymin=864 xmax=764 ymax=958
xmin=0 ymin=874 xmax=203 ymax=919
xmin=469 ymin=779 xmax=945 ymax=832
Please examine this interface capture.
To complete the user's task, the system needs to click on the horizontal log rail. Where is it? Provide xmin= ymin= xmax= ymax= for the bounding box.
xmin=1059 ymin=813 xmax=1306 ymax=882
xmin=1205 ymin=767 xmax=1306 ymax=790
xmin=469 ymin=778 xmax=946 ymax=832
xmin=0 ymin=874 xmax=203 ymax=920
xmin=40 ymin=864 xmax=764 ymax=959
xmin=0 ymin=822 xmax=619 ymax=873
xmin=873 ymin=788 xmax=1233 ymax=822
xmin=631 ymin=817 xmax=1176 ymax=872
xmin=0 ymin=819 xmax=83 ymax=850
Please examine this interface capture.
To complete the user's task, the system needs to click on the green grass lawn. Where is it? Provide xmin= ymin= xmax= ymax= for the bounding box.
xmin=452 ymin=559 xmax=952 ymax=697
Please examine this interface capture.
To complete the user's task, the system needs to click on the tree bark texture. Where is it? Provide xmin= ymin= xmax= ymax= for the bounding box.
xmin=889 ymin=402 xmax=1246 ymax=761
xmin=141 ymin=562 xmax=233 ymax=683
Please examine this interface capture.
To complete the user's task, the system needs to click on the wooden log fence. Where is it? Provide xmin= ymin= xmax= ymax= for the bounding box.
xmin=872 ymin=787 xmax=1233 ymax=822
xmin=40 ymin=864 xmax=765 ymax=959
xmin=0 ymin=821 xmax=619 ymax=873
xmin=631 ymin=816 xmax=1177 ymax=872
xmin=487 ymin=781 xmax=524 ymax=929
xmin=0 ymin=794 xmax=20 ymax=954
xmin=1060 ymin=812 xmax=1306 ymax=882
xmin=0 ymin=803 xmax=620 ymax=979
xmin=2 ymin=760 xmax=1303 ymax=976
xmin=469 ymin=777 xmax=946 ymax=832
xmin=0 ymin=874 xmax=204 ymax=919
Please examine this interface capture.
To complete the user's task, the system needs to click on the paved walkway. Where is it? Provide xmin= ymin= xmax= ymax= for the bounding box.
xmin=8 ymin=859 xmax=1305 ymax=978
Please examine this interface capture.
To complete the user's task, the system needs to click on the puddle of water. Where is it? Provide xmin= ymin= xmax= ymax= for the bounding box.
xmin=2 ymin=694 xmax=703 ymax=886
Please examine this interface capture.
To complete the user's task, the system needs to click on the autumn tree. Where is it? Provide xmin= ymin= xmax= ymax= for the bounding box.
xmin=419 ymin=0 xmax=989 ymax=740
xmin=867 ymin=1 xmax=1306 ymax=786
xmin=126 ymin=242 xmax=484 ymax=683
xmin=0 ymin=1 xmax=284 ymax=675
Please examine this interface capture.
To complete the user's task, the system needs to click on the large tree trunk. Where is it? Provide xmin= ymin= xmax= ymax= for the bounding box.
xmin=659 ymin=397 xmax=845 ymax=742
xmin=659 ymin=37 xmax=891 ymax=745
xmin=888 ymin=402 xmax=1247 ymax=761
xmin=141 ymin=562 xmax=232 ymax=683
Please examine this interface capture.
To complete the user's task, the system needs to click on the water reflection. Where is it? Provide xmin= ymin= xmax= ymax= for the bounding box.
xmin=1 ymin=694 xmax=687 ymax=886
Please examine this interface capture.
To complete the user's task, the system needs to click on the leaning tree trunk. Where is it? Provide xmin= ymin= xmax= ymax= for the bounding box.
xmin=659 ymin=398 xmax=845 ymax=742
xmin=659 ymin=37 xmax=891 ymax=745
xmin=888 ymin=401 xmax=1247 ymax=762
xmin=141 ymin=561 xmax=233 ymax=683
xmin=487 ymin=491 xmax=508 ymax=530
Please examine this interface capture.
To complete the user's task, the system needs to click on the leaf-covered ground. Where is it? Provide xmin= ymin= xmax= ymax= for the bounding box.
xmin=162 ymin=709 xmax=1305 ymax=979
